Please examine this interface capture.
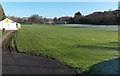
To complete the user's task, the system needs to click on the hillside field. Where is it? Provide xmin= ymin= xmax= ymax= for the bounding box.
xmin=14 ymin=24 xmax=119 ymax=73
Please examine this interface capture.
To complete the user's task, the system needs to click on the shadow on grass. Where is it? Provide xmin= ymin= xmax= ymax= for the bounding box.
xmin=104 ymin=42 xmax=119 ymax=46
xmin=85 ymin=58 xmax=119 ymax=74
xmin=108 ymin=42 xmax=119 ymax=44
xmin=76 ymin=45 xmax=119 ymax=50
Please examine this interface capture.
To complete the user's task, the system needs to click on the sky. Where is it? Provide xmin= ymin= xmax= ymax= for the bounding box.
xmin=1 ymin=2 xmax=118 ymax=18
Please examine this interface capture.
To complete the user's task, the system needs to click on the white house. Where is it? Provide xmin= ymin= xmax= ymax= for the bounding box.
xmin=0 ymin=18 xmax=21 ymax=30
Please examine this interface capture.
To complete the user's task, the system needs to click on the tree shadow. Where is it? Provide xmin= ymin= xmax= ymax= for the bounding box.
xmin=86 ymin=58 xmax=119 ymax=74
xmin=104 ymin=42 xmax=119 ymax=46
xmin=76 ymin=45 xmax=119 ymax=50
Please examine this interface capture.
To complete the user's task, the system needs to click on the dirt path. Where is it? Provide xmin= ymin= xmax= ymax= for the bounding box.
xmin=2 ymin=31 xmax=17 ymax=52
xmin=2 ymin=31 xmax=76 ymax=74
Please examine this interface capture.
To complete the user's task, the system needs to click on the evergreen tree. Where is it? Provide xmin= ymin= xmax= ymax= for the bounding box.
xmin=0 ymin=4 xmax=6 ymax=20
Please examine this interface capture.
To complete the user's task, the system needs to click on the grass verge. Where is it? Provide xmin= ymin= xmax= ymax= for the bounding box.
xmin=15 ymin=24 xmax=119 ymax=73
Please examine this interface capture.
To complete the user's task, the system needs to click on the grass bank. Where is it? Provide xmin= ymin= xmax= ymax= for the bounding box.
xmin=15 ymin=24 xmax=119 ymax=73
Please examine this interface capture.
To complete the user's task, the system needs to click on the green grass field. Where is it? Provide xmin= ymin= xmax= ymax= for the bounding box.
xmin=14 ymin=24 xmax=119 ymax=73
xmin=0 ymin=32 xmax=2 ymax=35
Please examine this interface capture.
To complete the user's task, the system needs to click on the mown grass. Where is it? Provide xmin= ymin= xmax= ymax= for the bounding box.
xmin=15 ymin=24 xmax=119 ymax=73
xmin=0 ymin=30 xmax=7 ymax=36
xmin=0 ymin=32 xmax=2 ymax=35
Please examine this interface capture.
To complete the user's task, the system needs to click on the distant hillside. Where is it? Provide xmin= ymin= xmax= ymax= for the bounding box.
xmin=54 ymin=10 xmax=120 ymax=25
xmin=85 ymin=10 xmax=120 ymax=25
xmin=0 ymin=4 xmax=6 ymax=20
xmin=6 ymin=9 xmax=120 ymax=25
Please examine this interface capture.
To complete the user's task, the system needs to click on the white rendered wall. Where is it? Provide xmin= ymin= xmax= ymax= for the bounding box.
xmin=0 ymin=22 xmax=18 ymax=30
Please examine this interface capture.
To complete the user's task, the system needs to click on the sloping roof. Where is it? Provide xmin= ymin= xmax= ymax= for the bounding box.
xmin=1 ymin=18 xmax=13 ymax=23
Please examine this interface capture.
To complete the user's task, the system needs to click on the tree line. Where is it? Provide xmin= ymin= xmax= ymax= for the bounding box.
xmin=8 ymin=15 xmax=53 ymax=24
xmin=0 ymin=4 xmax=120 ymax=25
xmin=9 ymin=10 xmax=120 ymax=25
xmin=53 ymin=10 xmax=120 ymax=25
